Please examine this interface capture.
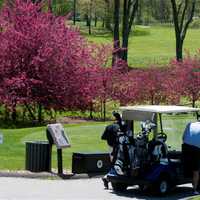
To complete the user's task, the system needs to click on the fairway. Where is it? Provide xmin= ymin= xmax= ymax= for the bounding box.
xmin=0 ymin=114 xmax=197 ymax=171
xmin=85 ymin=25 xmax=200 ymax=67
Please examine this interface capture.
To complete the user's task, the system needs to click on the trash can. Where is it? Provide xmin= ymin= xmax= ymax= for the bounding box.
xmin=25 ymin=141 xmax=51 ymax=172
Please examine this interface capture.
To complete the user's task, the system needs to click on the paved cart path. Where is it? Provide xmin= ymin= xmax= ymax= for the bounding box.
xmin=0 ymin=177 xmax=197 ymax=200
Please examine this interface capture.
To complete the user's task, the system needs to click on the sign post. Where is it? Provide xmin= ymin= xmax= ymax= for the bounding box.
xmin=46 ymin=123 xmax=71 ymax=175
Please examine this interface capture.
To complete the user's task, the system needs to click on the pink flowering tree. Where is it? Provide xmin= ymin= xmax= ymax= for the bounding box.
xmin=0 ymin=0 xmax=111 ymax=122
xmin=110 ymin=69 xmax=140 ymax=105
xmin=132 ymin=67 xmax=169 ymax=105
xmin=171 ymin=57 xmax=200 ymax=107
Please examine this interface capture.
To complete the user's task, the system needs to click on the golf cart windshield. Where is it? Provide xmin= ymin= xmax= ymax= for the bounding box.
xmin=120 ymin=105 xmax=200 ymax=150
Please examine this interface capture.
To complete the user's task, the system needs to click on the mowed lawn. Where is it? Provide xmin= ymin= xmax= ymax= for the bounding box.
xmin=85 ymin=25 xmax=200 ymax=67
xmin=0 ymin=113 xmax=196 ymax=171
xmin=0 ymin=123 xmax=108 ymax=171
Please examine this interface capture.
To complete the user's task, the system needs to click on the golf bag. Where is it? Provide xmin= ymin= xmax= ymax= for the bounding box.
xmin=148 ymin=133 xmax=168 ymax=164
xmin=101 ymin=121 xmax=138 ymax=176
xmin=113 ymin=129 xmax=139 ymax=176
xmin=135 ymin=132 xmax=149 ymax=167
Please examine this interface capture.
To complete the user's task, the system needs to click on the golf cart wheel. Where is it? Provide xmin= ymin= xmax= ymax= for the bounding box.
xmin=111 ymin=182 xmax=127 ymax=192
xmin=154 ymin=176 xmax=170 ymax=195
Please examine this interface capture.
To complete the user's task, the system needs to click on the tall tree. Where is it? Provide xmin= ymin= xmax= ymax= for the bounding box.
xmin=170 ymin=0 xmax=196 ymax=61
xmin=113 ymin=0 xmax=139 ymax=66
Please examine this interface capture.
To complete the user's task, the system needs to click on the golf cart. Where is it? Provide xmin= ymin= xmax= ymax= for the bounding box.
xmin=107 ymin=105 xmax=200 ymax=195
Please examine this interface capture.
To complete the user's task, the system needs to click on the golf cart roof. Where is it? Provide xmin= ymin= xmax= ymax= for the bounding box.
xmin=120 ymin=105 xmax=200 ymax=121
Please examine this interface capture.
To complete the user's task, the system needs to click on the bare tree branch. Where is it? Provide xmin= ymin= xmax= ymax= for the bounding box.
xmin=171 ymin=0 xmax=180 ymax=34
xmin=182 ymin=0 xmax=196 ymax=40
xmin=180 ymin=0 xmax=189 ymax=31
xmin=128 ymin=0 xmax=138 ymax=35
xmin=177 ymin=2 xmax=183 ymax=15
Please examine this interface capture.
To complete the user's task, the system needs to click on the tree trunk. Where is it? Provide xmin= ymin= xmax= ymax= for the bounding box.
xmin=4 ymin=106 xmax=9 ymax=121
xmin=25 ymin=104 xmax=36 ymax=120
xmin=94 ymin=14 xmax=98 ymax=27
xmin=112 ymin=0 xmax=121 ymax=66
xmin=176 ymin=38 xmax=183 ymax=61
xmin=22 ymin=106 xmax=27 ymax=122
xmin=121 ymin=37 xmax=129 ymax=61
xmin=100 ymin=100 xmax=103 ymax=119
xmin=103 ymin=100 xmax=106 ymax=121
xmin=102 ymin=18 xmax=105 ymax=27
xmin=88 ymin=0 xmax=92 ymax=35
xmin=192 ymin=96 xmax=196 ymax=108
xmin=121 ymin=0 xmax=129 ymax=62
xmin=48 ymin=0 xmax=53 ymax=13
xmin=38 ymin=104 xmax=43 ymax=123
xmin=85 ymin=14 xmax=90 ymax=26
xmin=88 ymin=20 xmax=91 ymax=35
xmin=11 ymin=107 xmax=17 ymax=123
xmin=151 ymin=95 xmax=154 ymax=105
xmin=89 ymin=102 xmax=93 ymax=119
xmin=73 ymin=0 xmax=76 ymax=25
xmin=54 ymin=110 xmax=57 ymax=121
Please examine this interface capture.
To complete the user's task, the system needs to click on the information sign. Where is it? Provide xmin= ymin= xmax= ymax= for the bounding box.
xmin=47 ymin=123 xmax=70 ymax=149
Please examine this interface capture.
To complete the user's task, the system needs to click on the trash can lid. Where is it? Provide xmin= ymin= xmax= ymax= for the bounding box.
xmin=25 ymin=141 xmax=49 ymax=144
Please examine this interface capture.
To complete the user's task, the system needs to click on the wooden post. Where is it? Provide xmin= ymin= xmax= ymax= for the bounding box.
xmin=57 ymin=149 xmax=63 ymax=174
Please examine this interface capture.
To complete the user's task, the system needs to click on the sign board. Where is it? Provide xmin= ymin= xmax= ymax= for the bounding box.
xmin=47 ymin=123 xmax=70 ymax=149
xmin=0 ymin=134 xmax=3 ymax=144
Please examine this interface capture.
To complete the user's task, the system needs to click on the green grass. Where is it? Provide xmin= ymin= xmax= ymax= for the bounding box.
xmin=0 ymin=122 xmax=109 ymax=171
xmin=190 ymin=196 xmax=200 ymax=200
xmin=76 ymin=23 xmax=200 ymax=68
xmin=0 ymin=113 xmax=197 ymax=171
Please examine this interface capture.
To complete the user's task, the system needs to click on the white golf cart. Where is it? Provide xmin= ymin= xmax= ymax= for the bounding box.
xmin=107 ymin=105 xmax=200 ymax=195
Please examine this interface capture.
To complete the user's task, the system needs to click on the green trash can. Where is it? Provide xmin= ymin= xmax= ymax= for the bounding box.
xmin=25 ymin=141 xmax=51 ymax=172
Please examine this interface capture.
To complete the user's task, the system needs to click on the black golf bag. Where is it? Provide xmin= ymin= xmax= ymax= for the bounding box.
xmin=101 ymin=122 xmax=138 ymax=176
xmin=113 ymin=130 xmax=139 ymax=176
